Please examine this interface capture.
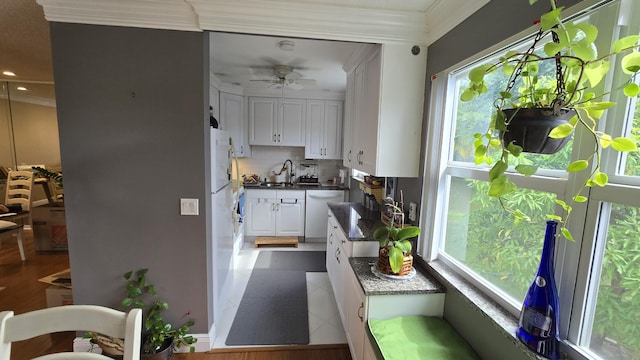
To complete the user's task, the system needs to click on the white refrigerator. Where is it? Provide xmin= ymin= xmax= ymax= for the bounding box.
xmin=211 ymin=128 xmax=234 ymax=321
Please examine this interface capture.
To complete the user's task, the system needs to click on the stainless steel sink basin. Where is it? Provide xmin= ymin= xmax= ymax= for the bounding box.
xmin=262 ymin=182 xmax=292 ymax=188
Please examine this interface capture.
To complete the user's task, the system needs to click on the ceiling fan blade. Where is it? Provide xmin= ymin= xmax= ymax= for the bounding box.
xmin=287 ymin=82 xmax=304 ymax=90
xmin=294 ymin=79 xmax=316 ymax=87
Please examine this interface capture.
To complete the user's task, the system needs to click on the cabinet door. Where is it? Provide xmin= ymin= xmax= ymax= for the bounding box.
xmin=343 ymin=72 xmax=355 ymax=167
xmin=359 ymin=48 xmax=381 ymax=174
xmin=275 ymin=200 xmax=305 ymax=236
xmin=220 ymin=92 xmax=247 ymax=157
xmin=249 ymin=97 xmax=278 ymax=145
xmin=210 ymin=85 xmax=220 ymax=121
xmin=305 ymin=100 xmax=325 ymax=159
xmin=323 ymin=100 xmax=343 ymax=160
xmin=279 ymin=98 xmax=306 ymax=146
xmin=345 ymin=266 xmax=367 ymax=360
xmin=245 ymin=197 xmax=276 ymax=236
xmin=352 ymin=62 xmax=367 ymax=171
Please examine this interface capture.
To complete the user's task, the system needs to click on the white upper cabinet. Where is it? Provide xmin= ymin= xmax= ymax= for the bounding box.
xmin=220 ymin=92 xmax=249 ymax=157
xmin=343 ymin=43 xmax=427 ymax=177
xmin=249 ymin=97 xmax=306 ymax=146
xmin=305 ymin=99 xmax=343 ymax=159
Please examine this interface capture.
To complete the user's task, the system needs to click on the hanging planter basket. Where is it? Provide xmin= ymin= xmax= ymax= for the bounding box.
xmin=500 ymin=107 xmax=575 ymax=154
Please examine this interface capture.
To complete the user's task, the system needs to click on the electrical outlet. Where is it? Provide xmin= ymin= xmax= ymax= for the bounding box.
xmin=180 ymin=198 xmax=199 ymax=216
xmin=409 ymin=202 xmax=417 ymax=222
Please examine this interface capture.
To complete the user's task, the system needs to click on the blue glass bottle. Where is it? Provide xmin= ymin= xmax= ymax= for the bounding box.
xmin=516 ymin=220 xmax=560 ymax=359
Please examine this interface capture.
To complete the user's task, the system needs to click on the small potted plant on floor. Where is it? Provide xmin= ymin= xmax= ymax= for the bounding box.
xmin=373 ymin=202 xmax=420 ymax=276
xmin=87 ymin=268 xmax=196 ymax=360
xmin=460 ymin=0 xmax=640 ymax=239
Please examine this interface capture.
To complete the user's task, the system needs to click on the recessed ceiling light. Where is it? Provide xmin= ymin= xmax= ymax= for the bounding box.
xmin=2 ymin=71 xmax=16 ymax=77
xmin=16 ymin=86 xmax=28 ymax=91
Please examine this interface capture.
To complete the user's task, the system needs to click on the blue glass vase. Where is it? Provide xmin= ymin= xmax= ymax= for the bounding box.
xmin=516 ymin=220 xmax=560 ymax=359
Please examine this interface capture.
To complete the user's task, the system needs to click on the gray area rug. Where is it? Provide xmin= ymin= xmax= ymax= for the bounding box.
xmin=225 ymin=251 xmax=326 ymax=346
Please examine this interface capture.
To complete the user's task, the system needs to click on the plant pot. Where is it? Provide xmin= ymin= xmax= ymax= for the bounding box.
xmin=376 ymin=248 xmax=413 ymax=276
xmin=501 ymin=107 xmax=575 ymax=154
xmin=141 ymin=337 xmax=174 ymax=360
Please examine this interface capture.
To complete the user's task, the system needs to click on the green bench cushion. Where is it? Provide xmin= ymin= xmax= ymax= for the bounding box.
xmin=368 ymin=316 xmax=480 ymax=360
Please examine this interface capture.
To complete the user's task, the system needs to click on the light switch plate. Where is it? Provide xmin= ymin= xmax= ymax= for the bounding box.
xmin=180 ymin=198 xmax=199 ymax=216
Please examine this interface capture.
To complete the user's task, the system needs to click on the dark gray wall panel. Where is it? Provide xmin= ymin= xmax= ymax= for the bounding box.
xmin=50 ymin=22 xmax=211 ymax=332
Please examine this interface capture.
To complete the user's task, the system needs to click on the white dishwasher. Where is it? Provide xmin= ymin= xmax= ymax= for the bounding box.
xmin=305 ymin=189 xmax=346 ymax=240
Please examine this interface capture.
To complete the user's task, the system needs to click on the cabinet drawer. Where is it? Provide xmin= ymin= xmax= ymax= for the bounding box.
xmin=277 ymin=190 xmax=305 ymax=200
xmin=246 ymin=189 xmax=277 ymax=199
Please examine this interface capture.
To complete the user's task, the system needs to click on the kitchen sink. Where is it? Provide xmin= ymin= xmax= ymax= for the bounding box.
xmin=262 ymin=182 xmax=292 ymax=188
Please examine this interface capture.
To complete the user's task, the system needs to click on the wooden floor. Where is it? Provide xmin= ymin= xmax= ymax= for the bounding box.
xmin=0 ymin=230 xmax=351 ymax=359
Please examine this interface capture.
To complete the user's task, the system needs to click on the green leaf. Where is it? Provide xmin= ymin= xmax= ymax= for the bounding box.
xmin=460 ymin=89 xmax=475 ymax=102
xmin=488 ymin=175 xmax=516 ymax=197
xmin=544 ymin=42 xmax=564 ymax=57
xmin=584 ymin=60 xmax=610 ymax=88
xmin=593 ymin=172 xmax=609 ymax=186
xmin=124 ymin=271 xmax=133 ymax=280
xmin=395 ymin=240 xmax=413 ymax=254
xmin=489 ymin=160 xmax=508 ymax=182
xmin=546 ymin=214 xmax=563 ymax=221
xmin=573 ymin=195 xmax=588 ymax=202
xmin=122 ymin=298 xmax=133 ymax=307
xmin=489 ymin=139 xmax=501 ymax=147
xmin=612 ymin=35 xmax=640 ymax=53
xmin=561 ymin=227 xmax=574 ymax=241
xmin=624 ymin=83 xmax=640 ymax=97
xmin=586 ymin=101 xmax=616 ymax=110
xmin=574 ymin=22 xmax=598 ymax=44
xmin=599 ymin=133 xmax=612 ymax=148
xmin=621 ymin=51 xmax=640 ymax=74
xmin=495 ymin=110 xmax=507 ymax=131
xmin=475 ymin=144 xmax=487 ymax=158
xmin=468 ymin=64 xmax=490 ymax=82
xmin=572 ymin=42 xmax=597 ymax=61
xmin=395 ymin=227 xmax=421 ymax=241
xmin=540 ymin=8 xmax=563 ymax=31
xmin=388 ymin=247 xmax=403 ymax=273
xmin=502 ymin=64 xmax=515 ymax=76
xmin=611 ymin=137 xmax=638 ymax=152
xmin=567 ymin=160 xmax=589 ymax=172
xmin=529 ymin=0 xmax=538 ymax=4
xmin=515 ymin=164 xmax=538 ymax=176
xmin=506 ymin=142 xmax=523 ymax=157
xmin=549 ymin=123 xmax=574 ymax=139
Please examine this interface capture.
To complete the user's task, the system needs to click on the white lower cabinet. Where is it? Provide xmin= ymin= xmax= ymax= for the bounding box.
xmin=245 ymin=189 xmax=305 ymax=236
xmin=326 ymin=209 xmax=445 ymax=360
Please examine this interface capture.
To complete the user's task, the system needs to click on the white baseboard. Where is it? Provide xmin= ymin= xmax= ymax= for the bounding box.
xmin=73 ymin=333 xmax=212 ymax=353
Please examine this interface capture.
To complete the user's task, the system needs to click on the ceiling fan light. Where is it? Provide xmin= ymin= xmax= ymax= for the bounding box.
xmin=2 ymin=71 xmax=16 ymax=77
xmin=278 ymin=40 xmax=296 ymax=51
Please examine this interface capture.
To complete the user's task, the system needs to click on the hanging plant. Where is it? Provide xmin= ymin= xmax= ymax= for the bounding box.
xmin=461 ymin=0 xmax=640 ymax=239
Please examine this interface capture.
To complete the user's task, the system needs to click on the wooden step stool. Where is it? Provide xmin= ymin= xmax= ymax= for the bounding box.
xmin=254 ymin=236 xmax=299 ymax=248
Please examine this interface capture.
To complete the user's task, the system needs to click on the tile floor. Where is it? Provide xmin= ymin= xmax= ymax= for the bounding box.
xmin=212 ymin=240 xmax=347 ymax=349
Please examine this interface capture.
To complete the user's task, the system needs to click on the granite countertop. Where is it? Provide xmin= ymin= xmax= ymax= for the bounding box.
xmin=243 ymin=183 xmax=347 ymax=191
xmin=350 ymin=257 xmax=446 ymax=296
xmin=328 ymin=202 xmax=386 ymax=241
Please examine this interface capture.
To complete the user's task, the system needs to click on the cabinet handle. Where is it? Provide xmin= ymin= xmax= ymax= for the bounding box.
xmin=240 ymin=145 xmax=244 ymax=153
xmin=358 ymin=302 xmax=364 ymax=322
xmin=281 ymin=199 xmax=298 ymax=204
xmin=273 ymin=134 xmax=277 ymax=142
xmin=278 ymin=134 xmax=281 ymax=142
xmin=335 ymin=248 xmax=340 ymax=263
xmin=341 ymin=238 xmax=346 ymax=244
xmin=328 ymin=233 xmax=333 ymax=245
xmin=333 ymin=225 xmax=338 ymax=229
xmin=347 ymin=150 xmax=352 ymax=162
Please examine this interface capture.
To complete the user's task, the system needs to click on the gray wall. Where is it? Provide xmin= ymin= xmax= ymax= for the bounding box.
xmin=49 ymin=23 xmax=212 ymax=332
xmin=397 ymin=0 xmax=581 ymax=358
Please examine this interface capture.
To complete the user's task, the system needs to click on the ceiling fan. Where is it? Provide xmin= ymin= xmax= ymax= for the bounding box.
xmin=250 ymin=65 xmax=316 ymax=90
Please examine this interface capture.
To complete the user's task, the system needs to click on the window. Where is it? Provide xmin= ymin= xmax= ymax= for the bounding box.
xmin=422 ymin=1 xmax=640 ymax=359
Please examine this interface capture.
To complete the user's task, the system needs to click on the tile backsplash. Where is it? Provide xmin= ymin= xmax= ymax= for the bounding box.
xmin=235 ymin=146 xmax=345 ymax=184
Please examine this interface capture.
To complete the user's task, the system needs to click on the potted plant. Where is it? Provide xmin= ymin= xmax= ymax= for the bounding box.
xmin=373 ymin=202 xmax=420 ymax=276
xmin=460 ymin=0 xmax=640 ymax=239
xmin=87 ymin=268 xmax=196 ymax=359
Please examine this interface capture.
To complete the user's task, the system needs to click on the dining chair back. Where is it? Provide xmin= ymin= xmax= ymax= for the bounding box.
xmin=0 ymin=305 xmax=142 ymax=360
xmin=4 ymin=171 xmax=34 ymax=212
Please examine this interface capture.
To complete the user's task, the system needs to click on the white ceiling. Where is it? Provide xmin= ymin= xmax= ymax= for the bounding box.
xmin=210 ymin=32 xmax=362 ymax=93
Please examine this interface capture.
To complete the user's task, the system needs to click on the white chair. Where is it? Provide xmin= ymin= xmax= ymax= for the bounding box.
xmin=0 ymin=305 xmax=142 ymax=360
xmin=4 ymin=170 xmax=34 ymax=212
xmin=0 ymin=220 xmax=25 ymax=261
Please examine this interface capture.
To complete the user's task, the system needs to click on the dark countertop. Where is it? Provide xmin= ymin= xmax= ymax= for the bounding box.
xmin=328 ymin=202 xmax=386 ymax=241
xmin=243 ymin=183 xmax=348 ymax=191
xmin=350 ymin=257 xmax=446 ymax=296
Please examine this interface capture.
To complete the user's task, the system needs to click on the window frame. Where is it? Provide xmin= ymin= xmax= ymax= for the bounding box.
xmin=419 ymin=1 xmax=640 ymax=359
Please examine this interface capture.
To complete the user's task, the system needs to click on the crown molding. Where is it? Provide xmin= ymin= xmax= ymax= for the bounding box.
xmin=424 ymin=0 xmax=490 ymax=44
xmin=36 ymin=0 xmax=488 ymax=46
xmin=36 ymin=0 xmax=201 ymax=32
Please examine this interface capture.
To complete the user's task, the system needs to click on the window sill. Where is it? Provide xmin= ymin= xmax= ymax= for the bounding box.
xmin=423 ymin=258 xmax=548 ymax=360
